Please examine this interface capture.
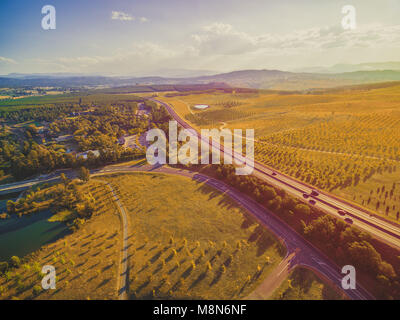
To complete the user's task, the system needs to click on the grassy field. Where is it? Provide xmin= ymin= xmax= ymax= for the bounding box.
xmin=0 ymin=180 xmax=122 ymax=300
xmin=270 ymin=267 xmax=346 ymax=300
xmin=98 ymin=172 xmax=286 ymax=299
xmin=155 ymin=83 xmax=400 ymax=221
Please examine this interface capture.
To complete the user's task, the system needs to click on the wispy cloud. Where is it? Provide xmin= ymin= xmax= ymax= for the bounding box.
xmin=7 ymin=21 xmax=400 ymax=75
xmin=139 ymin=17 xmax=148 ymax=23
xmin=0 ymin=56 xmax=17 ymax=64
xmin=191 ymin=22 xmax=400 ymax=56
xmin=111 ymin=11 xmax=134 ymax=21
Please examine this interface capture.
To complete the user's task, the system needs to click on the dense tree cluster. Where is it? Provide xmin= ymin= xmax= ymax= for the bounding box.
xmin=303 ymin=215 xmax=397 ymax=293
xmin=6 ymin=173 xmax=95 ymax=223
xmin=0 ymin=104 xmax=86 ymax=123
xmin=0 ymin=99 xmax=169 ymax=180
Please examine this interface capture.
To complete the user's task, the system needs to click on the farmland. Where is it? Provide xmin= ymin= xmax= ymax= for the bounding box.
xmin=154 ymin=82 xmax=400 ymax=221
xmin=98 ymin=172 xmax=285 ymax=299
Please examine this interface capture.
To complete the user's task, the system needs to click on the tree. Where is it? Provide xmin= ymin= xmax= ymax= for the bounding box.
xmin=10 ymin=256 xmax=21 ymax=268
xmin=60 ymin=173 xmax=70 ymax=188
xmin=346 ymin=241 xmax=382 ymax=274
xmin=78 ymin=166 xmax=90 ymax=182
xmin=32 ymin=285 xmax=42 ymax=297
xmin=295 ymin=203 xmax=311 ymax=216
xmin=0 ymin=262 xmax=8 ymax=274
xmin=6 ymin=200 xmax=16 ymax=214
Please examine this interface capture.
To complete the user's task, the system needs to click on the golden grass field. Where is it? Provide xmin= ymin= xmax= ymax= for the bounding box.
xmin=98 ymin=172 xmax=286 ymax=299
xmin=154 ymin=83 xmax=400 ymax=221
xmin=270 ymin=267 xmax=345 ymax=300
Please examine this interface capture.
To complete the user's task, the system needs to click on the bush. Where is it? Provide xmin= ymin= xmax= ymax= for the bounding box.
xmin=32 ymin=285 xmax=42 ymax=297
xmin=10 ymin=256 xmax=21 ymax=268
xmin=294 ymin=203 xmax=311 ymax=216
xmin=0 ymin=262 xmax=8 ymax=274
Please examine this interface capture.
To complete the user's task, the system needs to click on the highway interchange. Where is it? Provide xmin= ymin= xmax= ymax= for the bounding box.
xmin=1 ymin=97 xmax=394 ymax=299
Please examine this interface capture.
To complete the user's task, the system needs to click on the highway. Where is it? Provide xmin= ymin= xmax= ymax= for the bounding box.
xmin=0 ymin=99 xmax=382 ymax=299
xmin=151 ymin=98 xmax=400 ymax=250
xmin=0 ymin=158 xmax=374 ymax=299
xmin=93 ymin=163 xmax=374 ymax=300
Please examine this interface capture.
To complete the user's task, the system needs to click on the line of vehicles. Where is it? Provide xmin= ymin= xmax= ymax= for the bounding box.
xmin=271 ymin=170 xmax=356 ymax=225
xmin=302 ymin=189 xmax=353 ymax=224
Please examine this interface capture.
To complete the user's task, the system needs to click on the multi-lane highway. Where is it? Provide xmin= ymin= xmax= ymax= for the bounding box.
xmin=151 ymin=98 xmax=400 ymax=250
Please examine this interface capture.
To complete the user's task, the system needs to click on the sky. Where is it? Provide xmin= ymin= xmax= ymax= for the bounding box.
xmin=0 ymin=0 xmax=400 ymax=76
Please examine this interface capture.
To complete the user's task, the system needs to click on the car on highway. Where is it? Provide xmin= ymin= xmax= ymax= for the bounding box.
xmin=303 ymin=193 xmax=309 ymax=199
xmin=309 ymin=199 xmax=316 ymax=205
xmin=338 ymin=210 xmax=347 ymax=216
xmin=311 ymin=190 xmax=319 ymax=196
xmin=271 ymin=172 xmax=277 ymax=176
xmin=344 ymin=218 xmax=353 ymax=224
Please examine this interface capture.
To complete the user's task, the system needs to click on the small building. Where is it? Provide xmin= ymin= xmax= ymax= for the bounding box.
xmin=76 ymin=150 xmax=100 ymax=159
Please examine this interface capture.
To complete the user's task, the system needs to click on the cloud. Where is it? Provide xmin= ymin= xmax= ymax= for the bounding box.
xmin=0 ymin=56 xmax=17 ymax=64
xmin=10 ymin=22 xmax=400 ymax=75
xmin=111 ymin=11 xmax=134 ymax=21
xmin=139 ymin=17 xmax=148 ymax=23
xmin=192 ymin=23 xmax=257 ymax=55
xmin=191 ymin=22 xmax=400 ymax=57
xmin=51 ymin=42 xmax=179 ymax=74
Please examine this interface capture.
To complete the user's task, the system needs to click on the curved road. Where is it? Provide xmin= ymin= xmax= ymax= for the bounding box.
xmin=92 ymin=163 xmax=374 ymax=300
xmin=0 ymin=160 xmax=374 ymax=299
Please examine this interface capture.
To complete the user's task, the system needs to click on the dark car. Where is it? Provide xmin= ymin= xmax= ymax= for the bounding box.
xmin=344 ymin=218 xmax=353 ymax=224
xmin=311 ymin=190 xmax=319 ymax=196
xmin=309 ymin=199 xmax=316 ymax=205
xmin=338 ymin=210 xmax=346 ymax=216
xmin=272 ymin=172 xmax=277 ymax=176
xmin=303 ymin=193 xmax=309 ymax=199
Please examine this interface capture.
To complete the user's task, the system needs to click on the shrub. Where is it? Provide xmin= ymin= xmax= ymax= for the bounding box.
xmin=0 ymin=261 xmax=8 ymax=274
xmin=10 ymin=256 xmax=21 ymax=268
xmin=294 ymin=203 xmax=311 ymax=216
xmin=32 ymin=285 xmax=42 ymax=297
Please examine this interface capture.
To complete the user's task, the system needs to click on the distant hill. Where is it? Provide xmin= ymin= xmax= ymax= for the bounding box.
xmin=294 ymin=61 xmax=400 ymax=74
xmin=184 ymin=69 xmax=400 ymax=90
xmin=1 ymin=69 xmax=400 ymax=90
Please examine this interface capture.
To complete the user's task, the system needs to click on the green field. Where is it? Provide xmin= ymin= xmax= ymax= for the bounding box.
xmin=0 ymin=93 xmax=144 ymax=111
